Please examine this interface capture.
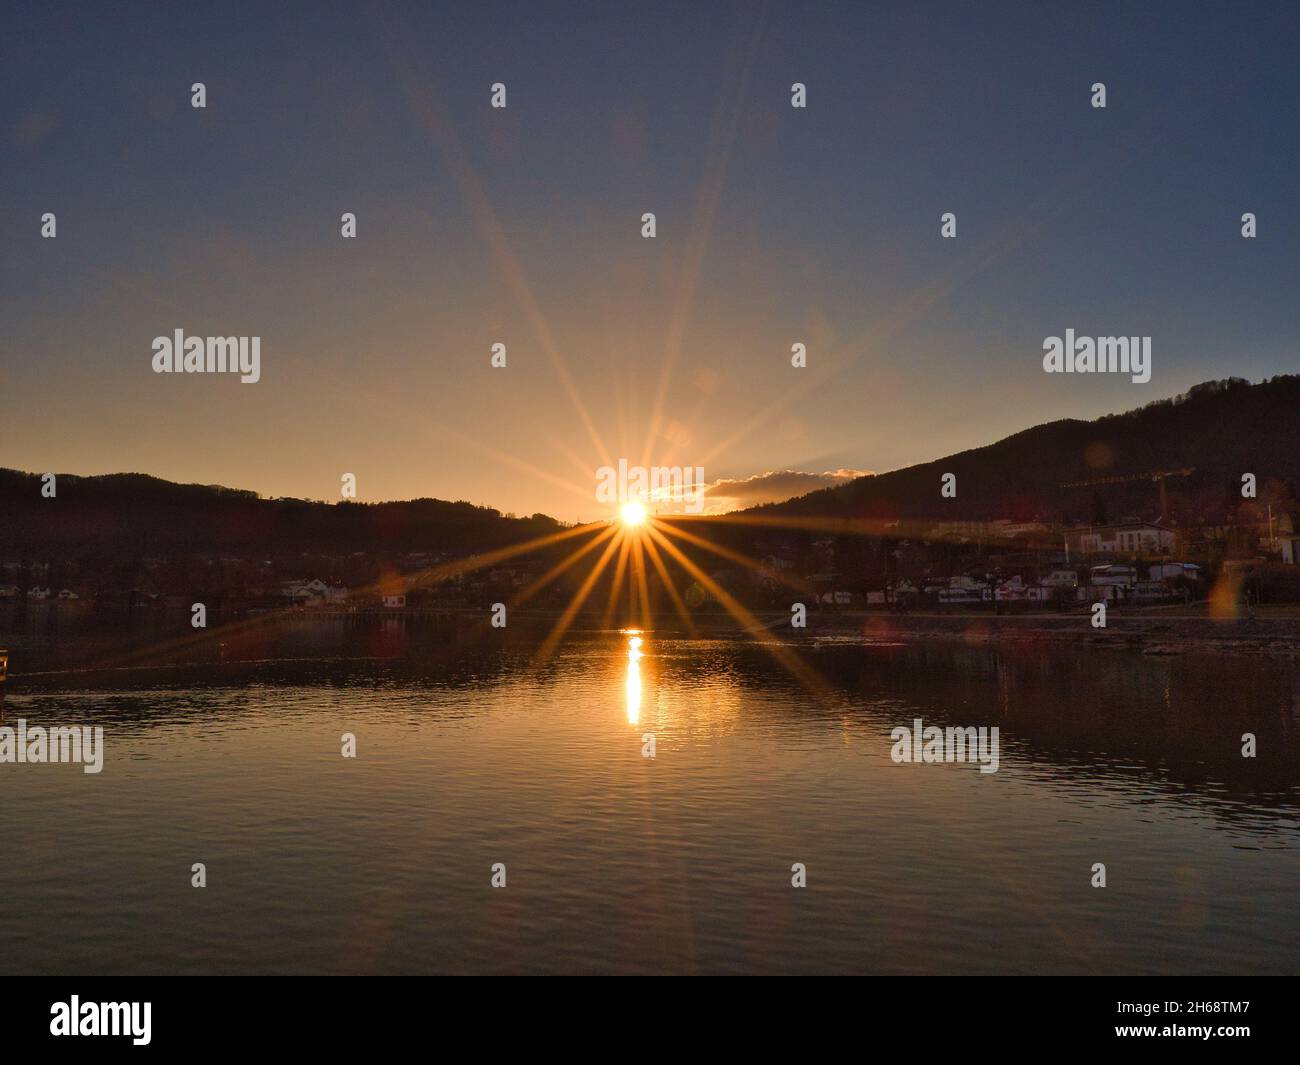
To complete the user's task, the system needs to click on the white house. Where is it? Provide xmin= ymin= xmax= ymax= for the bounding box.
xmin=1089 ymin=564 xmax=1137 ymax=588
xmin=995 ymin=575 xmax=1029 ymax=602
xmin=818 ymin=590 xmax=855 ymax=606
xmin=26 ymin=586 xmax=50 ymax=600
xmin=1069 ymin=522 xmax=1174 ymax=557
xmin=1149 ymin=562 xmax=1201 ymax=581
xmin=281 ymin=579 xmax=348 ymax=605
xmin=382 ymin=594 xmax=406 ymax=609
xmin=281 ymin=578 xmax=329 ymax=598
xmin=1041 ymin=570 xmax=1079 ymax=589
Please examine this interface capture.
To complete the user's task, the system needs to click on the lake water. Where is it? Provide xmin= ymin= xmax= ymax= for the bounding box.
xmin=1 ymin=614 xmax=1297 ymax=974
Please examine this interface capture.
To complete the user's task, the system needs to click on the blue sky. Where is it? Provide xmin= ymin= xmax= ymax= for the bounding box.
xmin=2 ymin=1 xmax=1296 ymax=520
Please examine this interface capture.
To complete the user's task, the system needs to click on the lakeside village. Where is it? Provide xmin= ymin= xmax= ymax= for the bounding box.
xmin=3 ymin=502 xmax=1299 ymax=618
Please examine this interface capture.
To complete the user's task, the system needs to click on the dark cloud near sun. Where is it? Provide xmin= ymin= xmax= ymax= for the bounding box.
xmin=704 ymin=468 xmax=872 ymax=513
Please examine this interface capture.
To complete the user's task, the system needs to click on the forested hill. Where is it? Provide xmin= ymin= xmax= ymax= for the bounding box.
xmin=0 ymin=470 xmax=563 ymax=558
xmin=752 ymin=376 xmax=1300 ymax=525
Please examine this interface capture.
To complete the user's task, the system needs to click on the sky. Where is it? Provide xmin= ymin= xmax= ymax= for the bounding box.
xmin=2 ymin=1 xmax=1297 ymax=522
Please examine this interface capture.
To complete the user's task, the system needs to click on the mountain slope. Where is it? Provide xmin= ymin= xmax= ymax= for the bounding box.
xmin=752 ymin=376 xmax=1299 ymax=525
xmin=0 ymin=469 xmax=562 ymax=558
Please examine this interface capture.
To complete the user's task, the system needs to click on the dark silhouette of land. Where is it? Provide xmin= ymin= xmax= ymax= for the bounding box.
xmin=760 ymin=375 xmax=1299 ymax=525
xmin=2 ymin=376 xmax=1297 ymax=612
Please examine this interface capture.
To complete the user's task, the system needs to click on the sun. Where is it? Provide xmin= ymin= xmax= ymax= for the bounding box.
xmin=620 ymin=501 xmax=646 ymax=527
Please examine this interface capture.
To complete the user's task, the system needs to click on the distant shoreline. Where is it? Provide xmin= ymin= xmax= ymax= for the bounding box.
xmin=2 ymin=607 xmax=1296 ymax=696
xmin=783 ymin=609 xmax=1300 ymax=657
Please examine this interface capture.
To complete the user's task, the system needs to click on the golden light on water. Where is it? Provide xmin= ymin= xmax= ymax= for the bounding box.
xmin=625 ymin=632 xmax=643 ymax=724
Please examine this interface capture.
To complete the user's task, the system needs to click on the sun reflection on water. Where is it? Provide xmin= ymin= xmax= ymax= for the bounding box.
xmin=625 ymin=632 xmax=643 ymax=724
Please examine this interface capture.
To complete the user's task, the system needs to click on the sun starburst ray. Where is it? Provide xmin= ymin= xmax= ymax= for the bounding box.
xmin=532 ymin=530 xmax=626 ymax=666
xmin=645 ymin=524 xmax=835 ymax=703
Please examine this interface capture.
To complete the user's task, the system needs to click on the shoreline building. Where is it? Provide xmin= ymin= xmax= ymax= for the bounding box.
xmin=1067 ymin=522 xmax=1174 ymax=559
